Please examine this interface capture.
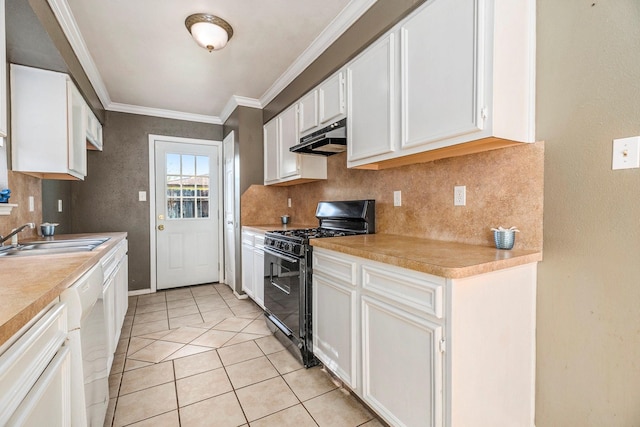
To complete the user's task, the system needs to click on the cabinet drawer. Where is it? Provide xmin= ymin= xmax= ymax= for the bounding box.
xmin=241 ymin=231 xmax=254 ymax=246
xmin=254 ymin=234 xmax=265 ymax=249
xmin=102 ymin=239 xmax=127 ymax=280
xmin=362 ymin=263 xmax=444 ymax=319
xmin=313 ymin=249 xmax=357 ymax=285
xmin=0 ymin=302 xmax=67 ymax=423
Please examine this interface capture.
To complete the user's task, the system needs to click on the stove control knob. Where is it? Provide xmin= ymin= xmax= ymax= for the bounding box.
xmin=283 ymin=243 xmax=290 ymax=251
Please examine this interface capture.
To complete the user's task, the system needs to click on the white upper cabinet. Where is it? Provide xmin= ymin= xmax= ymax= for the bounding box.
xmin=298 ymin=90 xmax=318 ymax=135
xmin=263 ymin=118 xmax=279 ymax=184
xmin=347 ymin=32 xmax=398 ymax=163
xmin=318 ymin=71 xmax=346 ymax=125
xmin=0 ymin=0 xmax=7 ymax=145
xmin=401 ymin=0 xmax=480 ymax=149
xmin=11 ymin=64 xmax=87 ymax=180
xmin=298 ymin=70 xmax=346 ymax=138
xmin=277 ymin=104 xmax=300 ymax=179
xmin=85 ymin=107 xmax=103 ymax=151
xmin=347 ymin=0 xmax=536 ymax=169
xmin=264 ymin=103 xmax=327 ymax=186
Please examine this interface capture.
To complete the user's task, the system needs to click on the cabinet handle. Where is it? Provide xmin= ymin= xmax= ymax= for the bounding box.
xmin=158 ymin=225 xmax=165 ymax=231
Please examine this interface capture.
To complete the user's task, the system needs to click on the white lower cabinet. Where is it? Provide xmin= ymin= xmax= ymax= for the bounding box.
xmin=252 ymin=234 xmax=265 ymax=308
xmin=312 ymin=274 xmax=357 ymax=388
xmin=102 ymin=239 xmax=128 ymax=370
xmin=313 ymin=247 xmax=536 ymax=427
xmin=241 ymin=228 xmax=265 ymax=308
xmin=0 ymin=302 xmax=70 ymax=426
xmin=361 ymin=294 xmax=443 ymax=427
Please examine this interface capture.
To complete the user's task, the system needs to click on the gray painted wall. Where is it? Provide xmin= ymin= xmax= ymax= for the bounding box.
xmin=42 ymin=180 xmax=71 ymax=234
xmin=536 ymin=1 xmax=640 ymax=425
xmin=70 ymin=111 xmax=222 ymax=291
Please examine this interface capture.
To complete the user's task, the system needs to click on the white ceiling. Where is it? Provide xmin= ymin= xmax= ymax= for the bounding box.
xmin=50 ymin=0 xmax=376 ymax=124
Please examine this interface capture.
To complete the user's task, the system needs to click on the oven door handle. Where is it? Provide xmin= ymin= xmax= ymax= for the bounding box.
xmin=271 ymin=280 xmax=291 ymax=295
xmin=268 ymin=261 xmax=291 ymax=295
xmin=263 ymin=246 xmax=299 ymax=264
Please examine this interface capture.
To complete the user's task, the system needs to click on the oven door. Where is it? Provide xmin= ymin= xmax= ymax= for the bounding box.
xmin=263 ymin=247 xmax=303 ymax=339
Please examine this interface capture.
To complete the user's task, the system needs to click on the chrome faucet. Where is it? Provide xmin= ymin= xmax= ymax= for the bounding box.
xmin=0 ymin=223 xmax=35 ymax=246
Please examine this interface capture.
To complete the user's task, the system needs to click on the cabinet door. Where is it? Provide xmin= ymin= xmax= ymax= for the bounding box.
xmin=319 ymin=71 xmax=345 ymax=125
xmin=241 ymin=243 xmax=255 ymax=299
xmin=103 ymin=276 xmax=116 ymax=370
xmin=277 ymin=104 xmax=300 ymax=179
xmin=312 ymin=274 xmax=357 ymax=388
xmin=252 ymin=246 xmax=265 ymax=308
xmin=66 ymin=82 xmax=87 ymax=177
xmin=361 ymin=295 xmax=443 ymax=427
xmin=7 ymin=346 xmax=70 ymax=427
xmin=299 ymin=91 xmax=318 ymax=135
xmin=347 ymin=32 xmax=398 ymax=162
xmin=401 ymin=0 xmax=482 ymax=149
xmin=263 ymin=119 xmax=279 ymax=184
xmin=114 ymin=255 xmax=128 ymax=339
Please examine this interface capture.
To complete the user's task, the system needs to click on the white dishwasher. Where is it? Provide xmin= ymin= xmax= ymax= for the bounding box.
xmin=60 ymin=263 xmax=109 ymax=427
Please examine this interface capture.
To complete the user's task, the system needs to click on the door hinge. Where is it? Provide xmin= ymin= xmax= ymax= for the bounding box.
xmin=439 ymin=338 xmax=446 ymax=353
xmin=480 ymin=107 xmax=488 ymax=121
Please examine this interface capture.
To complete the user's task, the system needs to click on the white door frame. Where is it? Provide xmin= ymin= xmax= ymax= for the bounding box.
xmin=148 ymin=134 xmax=224 ymax=293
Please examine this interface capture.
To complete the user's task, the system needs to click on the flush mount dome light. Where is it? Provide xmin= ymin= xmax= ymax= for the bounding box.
xmin=185 ymin=13 xmax=234 ymax=52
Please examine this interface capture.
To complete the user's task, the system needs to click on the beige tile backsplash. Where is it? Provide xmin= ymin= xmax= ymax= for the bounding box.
xmin=0 ymin=172 xmax=41 ymax=240
xmin=242 ymin=143 xmax=544 ymax=251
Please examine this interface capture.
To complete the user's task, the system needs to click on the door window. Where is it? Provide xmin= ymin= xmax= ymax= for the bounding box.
xmin=166 ymin=153 xmax=210 ymax=219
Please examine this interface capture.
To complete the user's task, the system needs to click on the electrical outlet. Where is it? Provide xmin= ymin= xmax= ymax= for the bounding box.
xmin=454 ymin=186 xmax=466 ymax=206
xmin=393 ymin=191 xmax=402 ymax=207
xmin=612 ymin=136 xmax=640 ymax=170
xmin=139 ymin=191 xmax=147 ymax=202
xmin=287 ymin=198 xmax=292 ymax=208
xmin=57 ymin=200 xmax=63 ymax=213
xmin=28 ymin=196 xmax=34 ymax=212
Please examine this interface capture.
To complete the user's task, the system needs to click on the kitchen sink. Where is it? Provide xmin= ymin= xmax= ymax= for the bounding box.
xmin=0 ymin=237 xmax=110 ymax=257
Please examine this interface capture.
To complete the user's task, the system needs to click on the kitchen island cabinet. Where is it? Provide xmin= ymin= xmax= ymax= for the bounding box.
xmin=347 ymin=0 xmax=536 ymax=170
xmin=311 ymin=237 xmax=539 ymax=427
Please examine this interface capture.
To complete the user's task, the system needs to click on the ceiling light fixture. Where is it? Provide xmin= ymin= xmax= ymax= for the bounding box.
xmin=185 ymin=13 xmax=234 ymax=52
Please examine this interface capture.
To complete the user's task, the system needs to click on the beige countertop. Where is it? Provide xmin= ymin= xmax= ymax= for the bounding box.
xmin=0 ymin=232 xmax=127 ymax=346
xmin=310 ymin=233 xmax=542 ymax=279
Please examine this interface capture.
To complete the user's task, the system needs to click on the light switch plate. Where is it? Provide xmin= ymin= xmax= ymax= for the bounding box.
xmin=393 ymin=191 xmax=401 ymax=207
xmin=612 ymin=136 xmax=640 ymax=170
xmin=139 ymin=191 xmax=147 ymax=202
xmin=28 ymin=196 xmax=34 ymax=212
xmin=57 ymin=199 xmax=63 ymax=213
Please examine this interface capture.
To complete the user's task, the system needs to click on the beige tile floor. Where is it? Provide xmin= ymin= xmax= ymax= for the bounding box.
xmin=104 ymin=283 xmax=385 ymax=427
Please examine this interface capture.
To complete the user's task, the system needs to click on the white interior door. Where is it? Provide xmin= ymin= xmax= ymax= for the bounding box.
xmin=223 ymin=132 xmax=236 ymax=290
xmin=154 ymin=139 xmax=221 ymax=290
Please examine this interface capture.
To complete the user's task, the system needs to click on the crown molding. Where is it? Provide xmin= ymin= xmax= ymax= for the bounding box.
xmin=219 ymin=96 xmax=263 ymax=124
xmin=47 ymin=0 xmax=373 ymax=123
xmin=107 ymin=103 xmax=222 ymax=125
xmin=47 ymin=0 xmax=112 ymax=107
xmin=259 ymin=0 xmax=377 ymax=106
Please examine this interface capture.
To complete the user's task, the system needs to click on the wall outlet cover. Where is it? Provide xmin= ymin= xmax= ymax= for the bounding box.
xmin=612 ymin=136 xmax=640 ymax=170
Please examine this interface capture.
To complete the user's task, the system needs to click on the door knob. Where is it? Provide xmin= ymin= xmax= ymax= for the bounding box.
xmin=158 ymin=224 xmax=165 ymax=231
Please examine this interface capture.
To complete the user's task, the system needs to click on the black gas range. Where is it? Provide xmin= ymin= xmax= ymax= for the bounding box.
xmin=263 ymin=200 xmax=375 ymax=367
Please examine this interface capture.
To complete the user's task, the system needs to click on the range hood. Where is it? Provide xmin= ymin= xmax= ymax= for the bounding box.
xmin=290 ymin=118 xmax=346 ymax=156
